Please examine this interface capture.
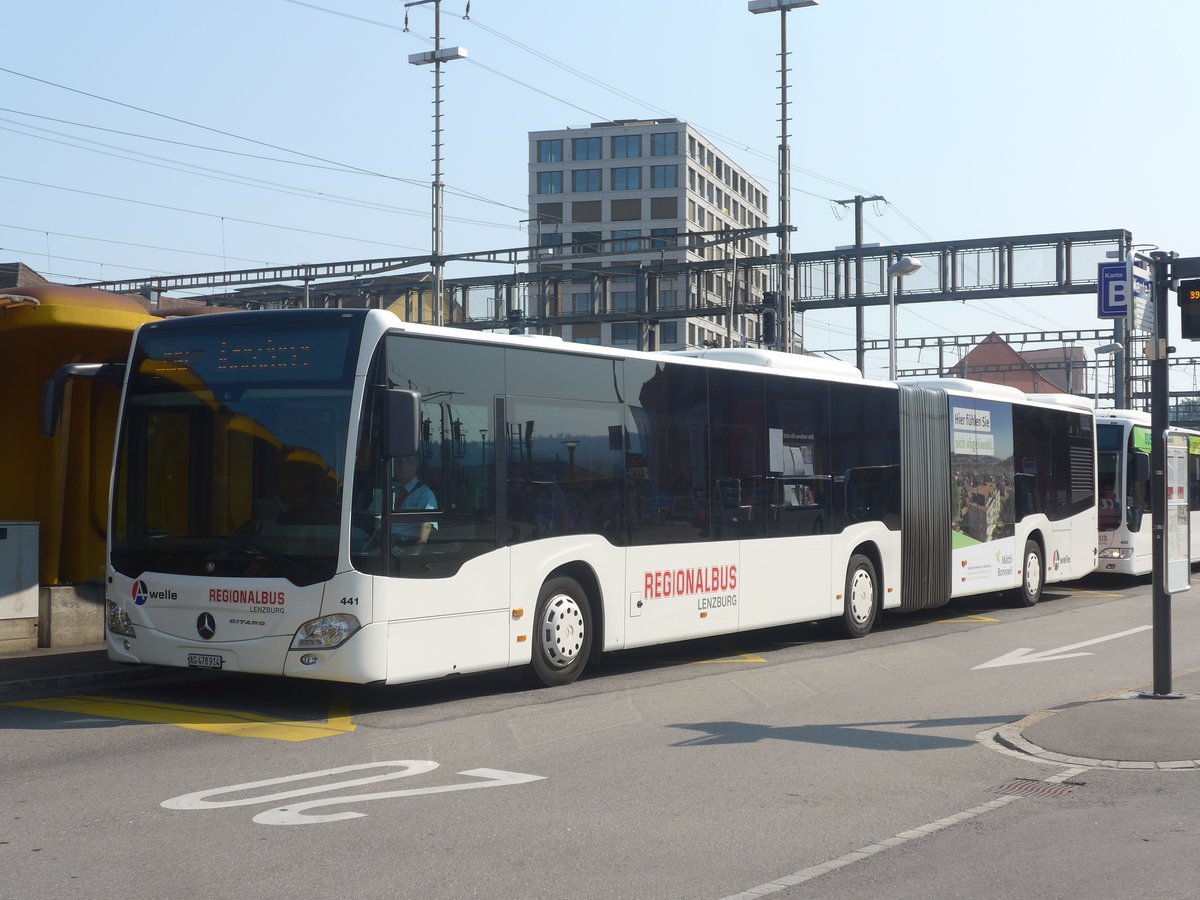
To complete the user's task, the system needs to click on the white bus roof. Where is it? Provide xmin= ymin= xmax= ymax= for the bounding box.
xmin=669 ymin=347 xmax=863 ymax=379
xmin=1025 ymin=393 xmax=1095 ymax=412
xmin=1095 ymin=408 xmax=1152 ymax=426
xmin=898 ymin=377 xmax=1028 ymax=402
xmin=900 ymin=377 xmax=1096 ymax=413
xmin=378 ymin=314 xmax=870 ymax=381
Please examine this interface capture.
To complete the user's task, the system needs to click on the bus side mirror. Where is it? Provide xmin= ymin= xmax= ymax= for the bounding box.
xmin=1132 ymin=450 xmax=1151 ymax=484
xmin=384 ymin=389 xmax=421 ymax=457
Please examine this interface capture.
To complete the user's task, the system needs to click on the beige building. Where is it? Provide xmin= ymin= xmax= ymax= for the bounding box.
xmin=528 ymin=119 xmax=772 ymax=350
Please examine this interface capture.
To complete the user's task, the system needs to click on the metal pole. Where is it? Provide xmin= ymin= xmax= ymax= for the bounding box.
xmin=1115 ymin=232 xmax=1130 ymax=407
xmin=1147 ymin=250 xmax=1178 ymax=697
xmin=727 ymin=253 xmax=737 ymax=347
xmin=887 ymin=253 xmax=897 ymax=380
xmin=853 ymin=195 xmax=865 ymax=372
xmin=407 ymin=1 xmax=465 ymax=327
xmin=776 ymin=9 xmax=792 ymax=353
xmin=430 ymin=0 xmax=445 ymax=326
xmin=835 ymin=194 xmax=883 ymax=372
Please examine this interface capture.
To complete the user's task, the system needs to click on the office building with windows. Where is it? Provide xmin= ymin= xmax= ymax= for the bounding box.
xmin=527 ymin=119 xmax=771 ymax=350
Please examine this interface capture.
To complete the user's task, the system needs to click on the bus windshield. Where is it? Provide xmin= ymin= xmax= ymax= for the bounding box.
xmin=110 ymin=312 xmax=362 ymax=586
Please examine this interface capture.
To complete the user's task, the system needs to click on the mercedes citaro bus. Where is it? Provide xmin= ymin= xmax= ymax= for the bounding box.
xmin=47 ymin=309 xmax=1097 ymax=686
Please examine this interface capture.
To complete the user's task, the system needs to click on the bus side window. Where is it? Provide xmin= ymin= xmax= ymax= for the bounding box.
xmin=1014 ymin=471 xmax=1037 ymax=519
xmin=1190 ymin=451 xmax=1200 ymax=512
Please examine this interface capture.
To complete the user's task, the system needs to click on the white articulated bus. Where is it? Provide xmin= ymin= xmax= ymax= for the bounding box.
xmin=77 ymin=309 xmax=1097 ymax=686
xmin=1095 ymin=409 xmax=1200 ymax=575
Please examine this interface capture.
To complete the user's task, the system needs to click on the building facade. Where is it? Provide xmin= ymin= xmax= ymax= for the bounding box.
xmin=527 ymin=119 xmax=772 ymax=350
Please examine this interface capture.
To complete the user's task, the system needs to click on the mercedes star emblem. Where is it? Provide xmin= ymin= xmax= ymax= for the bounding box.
xmin=196 ymin=612 xmax=217 ymax=640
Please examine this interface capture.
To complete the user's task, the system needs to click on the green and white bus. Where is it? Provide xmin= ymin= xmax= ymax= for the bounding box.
xmin=1095 ymin=409 xmax=1200 ymax=575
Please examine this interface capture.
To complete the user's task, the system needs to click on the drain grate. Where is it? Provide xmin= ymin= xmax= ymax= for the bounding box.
xmin=992 ymin=778 xmax=1080 ymax=799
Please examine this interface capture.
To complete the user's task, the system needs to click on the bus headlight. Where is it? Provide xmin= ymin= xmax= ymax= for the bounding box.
xmin=1099 ymin=548 xmax=1134 ymax=559
xmin=107 ymin=601 xmax=136 ymax=637
xmin=290 ymin=613 xmax=360 ymax=650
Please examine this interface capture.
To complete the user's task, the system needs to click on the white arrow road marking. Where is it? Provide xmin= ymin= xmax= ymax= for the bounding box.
xmin=252 ymin=768 xmax=546 ymax=825
xmin=972 ymin=625 xmax=1152 ymax=670
xmin=162 ymin=761 xmax=545 ymax=826
xmin=162 ymin=760 xmax=440 ymax=810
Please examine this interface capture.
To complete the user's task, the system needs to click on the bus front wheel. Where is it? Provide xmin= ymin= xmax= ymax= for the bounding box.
xmin=1017 ymin=540 xmax=1044 ymax=607
xmin=836 ymin=554 xmax=878 ymax=638
xmin=527 ymin=576 xmax=593 ymax=687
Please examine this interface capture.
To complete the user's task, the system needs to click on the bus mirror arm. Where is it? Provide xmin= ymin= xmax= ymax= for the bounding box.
xmin=384 ymin=389 xmax=421 ymax=457
xmin=41 ymin=362 xmax=126 ymax=437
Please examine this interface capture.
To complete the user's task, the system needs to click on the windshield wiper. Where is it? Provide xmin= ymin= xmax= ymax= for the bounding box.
xmin=207 ymin=536 xmax=307 ymax=581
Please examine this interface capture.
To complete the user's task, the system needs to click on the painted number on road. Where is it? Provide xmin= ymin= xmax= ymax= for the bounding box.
xmin=162 ymin=760 xmax=545 ymax=825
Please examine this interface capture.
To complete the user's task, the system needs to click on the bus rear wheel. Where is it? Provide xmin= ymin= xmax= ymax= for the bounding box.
xmin=1016 ymin=540 xmax=1044 ymax=607
xmin=836 ymin=554 xmax=878 ymax=638
xmin=527 ymin=576 xmax=593 ymax=687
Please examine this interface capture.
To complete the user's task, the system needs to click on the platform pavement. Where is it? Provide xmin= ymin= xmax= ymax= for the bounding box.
xmin=2 ymin=646 xmax=1199 ymax=768
xmin=993 ymin=669 xmax=1200 ymax=769
xmin=0 ymin=644 xmax=192 ymax=698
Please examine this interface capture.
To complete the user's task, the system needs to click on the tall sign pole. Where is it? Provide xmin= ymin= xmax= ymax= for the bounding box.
xmin=1153 ymin=251 xmax=1200 ymax=698
xmin=1147 ymin=251 xmax=1177 ymax=697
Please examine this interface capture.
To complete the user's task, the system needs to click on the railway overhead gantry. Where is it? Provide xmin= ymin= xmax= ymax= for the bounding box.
xmin=78 ymin=228 xmax=1139 ymax=393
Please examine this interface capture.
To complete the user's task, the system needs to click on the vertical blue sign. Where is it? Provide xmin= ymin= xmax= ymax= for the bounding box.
xmin=1097 ymin=262 xmax=1128 ymax=318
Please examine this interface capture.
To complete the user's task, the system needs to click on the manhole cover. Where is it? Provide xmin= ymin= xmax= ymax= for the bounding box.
xmin=993 ymin=778 xmax=1079 ymax=799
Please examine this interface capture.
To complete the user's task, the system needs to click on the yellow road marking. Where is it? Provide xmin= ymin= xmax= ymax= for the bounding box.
xmin=7 ymin=694 xmax=356 ymax=742
xmin=693 ymin=651 xmax=767 ymax=664
xmin=909 ymin=613 xmax=1001 ymax=624
xmin=1056 ymin=588 xmax=1127 ymax=599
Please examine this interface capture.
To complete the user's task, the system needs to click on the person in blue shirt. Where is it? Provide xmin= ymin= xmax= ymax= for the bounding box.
xmin=390 ymin=455 xmax=438 ymax=555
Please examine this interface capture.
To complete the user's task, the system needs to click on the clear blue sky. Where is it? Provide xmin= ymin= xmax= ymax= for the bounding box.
xmin=3 ymin=0 xmax=1197 ymax=381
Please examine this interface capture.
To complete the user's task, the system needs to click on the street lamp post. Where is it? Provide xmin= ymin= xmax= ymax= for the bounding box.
xmin=406 ymin=0 xmax=467 ymax=327
xmin=562 ymin=440 xmax=580 ymax=479
xmin=1093 ymin=342 xmax=1123 ymax=407
xmin=749 ymin=0 xmax=818 ymax=353
xmin=886 ymin=255 xmax=922 ymax=380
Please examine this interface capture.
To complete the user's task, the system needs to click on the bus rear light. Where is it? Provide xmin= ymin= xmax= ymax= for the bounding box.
xmin=107 ymin=601 xmax=135 ymax=637
xmin=290 ymin=613 xmax=360 ymax=650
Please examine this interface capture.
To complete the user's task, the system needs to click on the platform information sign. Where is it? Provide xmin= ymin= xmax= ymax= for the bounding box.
xmin=1165 ymin=430 xmax=1191 ymax=594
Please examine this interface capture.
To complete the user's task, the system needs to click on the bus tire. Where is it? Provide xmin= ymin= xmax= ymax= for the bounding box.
xmin=837 ymin=554 xmax=878 ymax=638
xmin=527 ymin=576 xmax=593 ymax=687
xmin=1016 ymin=540 xmax=1044 ymax=607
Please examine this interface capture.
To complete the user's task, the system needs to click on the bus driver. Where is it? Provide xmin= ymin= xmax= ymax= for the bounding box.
xmin=390 ymin=455 xmax=437 ymax=555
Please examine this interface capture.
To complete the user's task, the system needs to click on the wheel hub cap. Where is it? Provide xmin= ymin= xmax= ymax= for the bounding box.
xmin=849 ymin=570 xmax=873 ymax=624
xmin=541 ymin=594 xmax=585 ymax=668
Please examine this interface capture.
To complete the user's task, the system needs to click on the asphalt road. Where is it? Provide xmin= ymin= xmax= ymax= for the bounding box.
xmin=3 ymin=573 xmax=1199 ymax=899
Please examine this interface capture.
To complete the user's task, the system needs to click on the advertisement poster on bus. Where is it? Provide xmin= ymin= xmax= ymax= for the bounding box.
xmin=950 ymin=398 xmax=1016 ymax=591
